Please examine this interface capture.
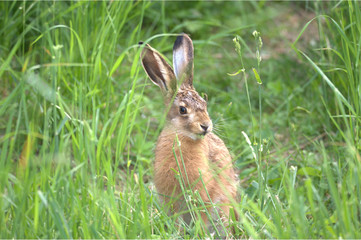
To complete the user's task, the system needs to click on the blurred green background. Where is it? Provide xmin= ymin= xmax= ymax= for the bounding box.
xmin=0 ymin=1 xmax=360 ymax=238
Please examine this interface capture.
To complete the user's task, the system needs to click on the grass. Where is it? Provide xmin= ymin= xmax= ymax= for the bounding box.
xmin=1 ymin=1 xmax=360 ymax=238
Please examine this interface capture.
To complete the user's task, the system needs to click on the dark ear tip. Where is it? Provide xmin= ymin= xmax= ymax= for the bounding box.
xmin=173 ymin=33 xmax=193 ymax=54
xmin=174 ymin=33 xmax=192 ymax=48
xmin=174 ymin=35 xmax=183 ymax=50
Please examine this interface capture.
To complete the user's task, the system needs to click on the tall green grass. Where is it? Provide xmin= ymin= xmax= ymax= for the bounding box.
xmin=0 ymin=1 xmax=159 ymax=238
xmin=0 ymin=1 xmax=360 ymax=238
xmin=239 ymin=1 xmax=361 ymax=238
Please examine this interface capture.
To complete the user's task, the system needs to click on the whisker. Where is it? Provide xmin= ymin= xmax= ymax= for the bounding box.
xmin=212 ymin=128 xmax=228 ymax=140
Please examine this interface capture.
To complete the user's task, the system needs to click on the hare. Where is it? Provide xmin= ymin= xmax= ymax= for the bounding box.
xmin=140 ymin=34 xmax=238 ymax=233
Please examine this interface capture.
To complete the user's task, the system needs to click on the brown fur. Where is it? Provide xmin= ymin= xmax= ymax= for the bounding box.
xmin=140 ymin=34 xmax=238 ymax=232
xmin=154 ymin=92 xmax=238 ymax=227
xmin=154 ymin=129 xmax=237 ymax=207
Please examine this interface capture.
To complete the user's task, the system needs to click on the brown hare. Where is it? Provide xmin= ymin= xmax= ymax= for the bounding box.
xmin=140 ymin=34 xmax=238 ymax=234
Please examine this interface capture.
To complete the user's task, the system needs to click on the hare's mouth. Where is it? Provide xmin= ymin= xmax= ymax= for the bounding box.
xmin=196 ymin=129 xmax=210 ymax=139
xmin=178 ymin=128 xmax=210 ymax=140
xmin=199 ymin=127 xmax=212 ymax=136
xmin=182 ymin=131 xmax=207 ymax=140
xmin=194 ymin=133 xmax=206 ymax=140
xmin=199 ymin=131 xmax=209 ymax=136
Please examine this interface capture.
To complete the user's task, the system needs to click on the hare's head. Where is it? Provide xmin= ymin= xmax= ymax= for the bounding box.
xmin=140 ymin=34 xmax=212 ymax=140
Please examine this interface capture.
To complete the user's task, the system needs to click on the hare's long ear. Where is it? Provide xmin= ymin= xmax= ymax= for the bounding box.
xmin=173 ymin=34 xmax=194 ymax=89
xmin=140 ymin=42 xmax=176 ymax=98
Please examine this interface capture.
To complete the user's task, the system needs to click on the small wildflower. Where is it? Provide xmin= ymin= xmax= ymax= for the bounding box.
xmin=53 ymin=44 xmax=63 ymax=50
xmin=252 ymin=30 xmax=260 ymax=38
xmin=242 ymin=131 xmax=257 ymax=160
xmin=233 ymin=36 xmax=242 ymax=56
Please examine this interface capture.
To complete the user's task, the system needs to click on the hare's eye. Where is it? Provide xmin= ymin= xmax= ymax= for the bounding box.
xmin=179 ymin=106 xmax=187 ymax=115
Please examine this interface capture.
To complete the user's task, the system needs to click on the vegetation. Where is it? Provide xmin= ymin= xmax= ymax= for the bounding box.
xmin=0 ymin=1 xmax=360 ymax=238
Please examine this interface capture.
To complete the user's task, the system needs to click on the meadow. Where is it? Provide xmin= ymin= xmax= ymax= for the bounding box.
xmin=0 ymin=1 xmax=360 ymax=238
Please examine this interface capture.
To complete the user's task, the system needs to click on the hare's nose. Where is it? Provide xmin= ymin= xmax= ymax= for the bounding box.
xmin=200 ymin=124 xmax=210 ymax=132
xmin=200 ymin=124 xmax=208 ymax=131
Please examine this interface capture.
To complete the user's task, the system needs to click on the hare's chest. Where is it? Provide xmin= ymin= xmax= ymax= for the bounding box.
xmin=153 ymin=135 xmax=212 ymax=193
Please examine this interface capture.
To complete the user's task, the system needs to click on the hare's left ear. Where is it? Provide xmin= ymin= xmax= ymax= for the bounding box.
xmin=173 ymin=33 xmax=194 ymax=89
xmin=140 ymin=42 xmax=177 ymax=100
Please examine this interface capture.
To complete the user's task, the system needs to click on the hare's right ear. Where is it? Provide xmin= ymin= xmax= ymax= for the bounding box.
xmin=173 ymin=34 xmax=194 ymax=89
xmin=139 ymin=42 xmax=176 ymax=97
